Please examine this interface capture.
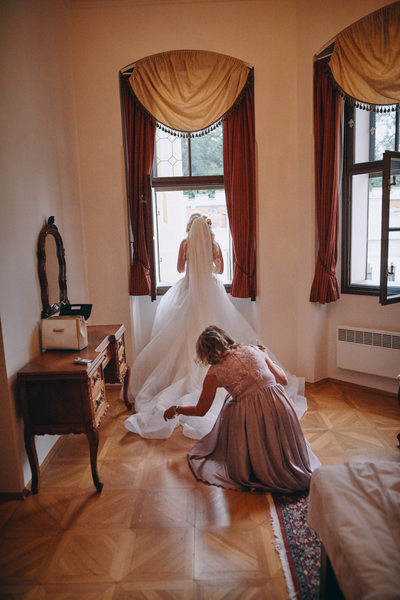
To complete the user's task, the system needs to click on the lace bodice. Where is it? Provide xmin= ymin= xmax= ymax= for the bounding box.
xmin=209 ymin=345 xmax=277 ymax=397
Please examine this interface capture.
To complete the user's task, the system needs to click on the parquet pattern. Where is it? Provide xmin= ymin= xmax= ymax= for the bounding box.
xmin=0 ymin=379 xmax=399 ymax=599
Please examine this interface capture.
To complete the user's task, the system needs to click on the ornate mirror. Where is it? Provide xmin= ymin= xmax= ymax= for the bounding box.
xmin=37 ymin=216 xmax=69 ymax=318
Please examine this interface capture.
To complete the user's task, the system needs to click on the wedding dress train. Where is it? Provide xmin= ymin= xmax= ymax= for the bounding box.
xmin=124 ymin=217 xmax=307 ymax=439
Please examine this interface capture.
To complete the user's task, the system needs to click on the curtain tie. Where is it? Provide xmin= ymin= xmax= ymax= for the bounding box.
xmin=234 ymin=261 xmax=255 ymax=278
xmin=318 ymin=252 xmax=336 ymax=277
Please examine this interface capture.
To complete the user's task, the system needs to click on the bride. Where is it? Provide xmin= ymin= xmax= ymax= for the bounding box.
xmin=124 ymin=214 xmax=306 ymax=439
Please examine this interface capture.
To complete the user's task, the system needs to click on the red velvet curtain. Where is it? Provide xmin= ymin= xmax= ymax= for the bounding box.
xmin=119 ymin=74 xmax=156 ymax=299
xmin=309 ymin=57 xmax=341 ymax=304
xmin=223 ymin=72 xmax=257 ymax=300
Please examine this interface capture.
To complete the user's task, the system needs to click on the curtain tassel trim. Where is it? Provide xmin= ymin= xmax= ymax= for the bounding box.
xmin=156 ymin=119 xmax=223 ymax=138
xmin=123 ymin=68 xmax=254 ymax=136
xmin=329 ymin=71 xmax=400 ymax=112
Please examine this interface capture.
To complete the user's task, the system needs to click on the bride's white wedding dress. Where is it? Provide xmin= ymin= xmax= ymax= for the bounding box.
xmin=124 ymin=217 xmax=307 ymax=439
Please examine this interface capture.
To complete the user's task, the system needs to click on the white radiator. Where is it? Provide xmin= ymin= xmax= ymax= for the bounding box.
xmin=337 ymin=326 xmax=400 ymax=379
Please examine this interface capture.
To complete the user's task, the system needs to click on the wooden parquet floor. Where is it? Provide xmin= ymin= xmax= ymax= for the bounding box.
xmin=0 ymin=380 xmax=399 ymax=599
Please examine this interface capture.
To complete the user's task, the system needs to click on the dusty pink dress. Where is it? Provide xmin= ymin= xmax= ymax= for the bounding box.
xmin=188 ymin=345 xmax=320 ymax=493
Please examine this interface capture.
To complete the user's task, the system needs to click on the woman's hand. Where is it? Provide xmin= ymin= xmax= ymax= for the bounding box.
xmin=163 ymin=374 xmax=218 ymax=421
xmin=163 ymin=406 xmax=177 ymax=421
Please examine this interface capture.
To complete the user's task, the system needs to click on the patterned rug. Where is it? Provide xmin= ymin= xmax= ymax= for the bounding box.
xmin=269 ymin=492 xmax=321 ymax=600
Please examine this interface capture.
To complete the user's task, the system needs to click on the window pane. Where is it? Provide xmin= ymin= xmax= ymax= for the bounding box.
xmin=154 ymin=130 xmax=189 ymax=177
xmin=350 ymin=174 xmax=382 ymax=286
xmin=153 ymin=125 xmax=223 ymax=177
xmin=372 ymin=111 xmax=397 ymax=161
xmin=389 ymin=172 xmax=400 ymax=230
xmin=354 ymin=108 xmax=371 ymax=163
xmin=386 ymin=231 xmax=400 ymax=298
xmin=387 ymin=163 xmax=400 ymax=296
xmin=191 ymin=127 xmax=223 ymax=176
xmin=354 ymin=106 xmax=397 ymax=163
xmin=154 ymin=189 xmax=231 ymax=286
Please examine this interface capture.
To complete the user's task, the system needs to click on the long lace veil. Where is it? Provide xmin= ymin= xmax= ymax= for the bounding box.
xmin=186 ymin=217 xmax=216 ymax=324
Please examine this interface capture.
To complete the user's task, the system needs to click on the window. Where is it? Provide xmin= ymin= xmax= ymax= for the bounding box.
xmin=119 ymin=51 xmax=256 ymax=301
xmin=380 ymin=150 xmax=400 ymax=304
xmin=341 ymin=103 xmax=400 ymax=301
xmin=152 ymin=123 xmax=233 ymax=292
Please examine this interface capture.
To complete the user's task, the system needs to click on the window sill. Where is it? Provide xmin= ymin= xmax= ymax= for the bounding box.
xmin=341 ymin=285 xmax=380 ymax=297
xmin=156 ymin=283 xmax=232 ymax=296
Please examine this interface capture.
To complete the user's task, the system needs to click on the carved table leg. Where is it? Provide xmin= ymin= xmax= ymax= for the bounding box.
xmin=86 ymin=428 xmax=103 ymax=493
xmin=122 ymin=365 xmax=134 ymax=411
xmin=24 ymin=428 xmax=39 ymax=494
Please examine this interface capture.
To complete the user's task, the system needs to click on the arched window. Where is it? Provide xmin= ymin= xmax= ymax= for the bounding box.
xmin=119 ymin=50 xmax=256 ymax=300
xmin=310 ymin=1 xmax=400 ymax=305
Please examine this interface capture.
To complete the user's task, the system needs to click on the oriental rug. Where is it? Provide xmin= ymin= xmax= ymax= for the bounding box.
xmin=269 ymin=492 xmax=321 ymax=600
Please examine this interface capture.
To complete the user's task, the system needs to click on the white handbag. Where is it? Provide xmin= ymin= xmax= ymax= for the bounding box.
xmin=41 ymin=316 xmax=88 ymax=351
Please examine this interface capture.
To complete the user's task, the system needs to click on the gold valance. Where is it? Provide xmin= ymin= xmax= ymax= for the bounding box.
xmin=329 ymin=1 xmax=400 ymax=109
xmin=129 ymin=50 xmax=250 ymax=132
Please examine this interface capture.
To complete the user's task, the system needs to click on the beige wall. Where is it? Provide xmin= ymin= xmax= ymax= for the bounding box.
xmin=1 ymin=0 xmax=398 ymax=494
xmin=295 ymin=0 xmax=399 ymax=391
xmin=68 ymin=0 xmax=312 ymax=371
xmin=69 ymin=0 xmax=399 ymax=393
xmin=0 ymin=0 xmax=88 ymax=493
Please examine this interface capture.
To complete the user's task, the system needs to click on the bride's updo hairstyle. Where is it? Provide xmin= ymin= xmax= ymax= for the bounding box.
xmin=186 ymin=213 xmax=203 ymax=232
xmin=187 ymin=213 xmax=219 ymax=260
xmin=186 ymin=213 xmax=214 ymax=238
xmin=196 ymin=325 xmax=238 ymax=365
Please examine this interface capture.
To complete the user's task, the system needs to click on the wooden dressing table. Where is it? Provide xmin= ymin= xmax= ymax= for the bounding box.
xmin=18 ymin=324 xmax=132 ymax=494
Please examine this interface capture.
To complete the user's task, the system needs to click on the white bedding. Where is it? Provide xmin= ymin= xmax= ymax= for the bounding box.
xmin=307 ymin=460 xmax=400 ymax=600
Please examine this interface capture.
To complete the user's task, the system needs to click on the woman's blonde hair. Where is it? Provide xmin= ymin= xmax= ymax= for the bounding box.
xmin=196 ymin=326 xmax=238 ymax=365
xmin=187 ymin=214 xmax=218 ymax=262
xmin=186 ymin=213 xmax=213 ymax=234
xmin=186 ymin=213 xmax=202 ymax=232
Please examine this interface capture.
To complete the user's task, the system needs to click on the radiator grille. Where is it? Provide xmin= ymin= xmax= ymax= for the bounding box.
xmin=337 ymin=326 xmax=400 ymax=379
xmin=337 ymin=327 xmax=400 ymax=351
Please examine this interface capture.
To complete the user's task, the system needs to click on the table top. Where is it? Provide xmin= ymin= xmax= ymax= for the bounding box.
xmin=17 ymin=324 xmax=125 ymax=379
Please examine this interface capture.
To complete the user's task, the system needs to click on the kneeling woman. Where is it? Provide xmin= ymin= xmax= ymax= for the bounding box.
xmin=164 ymin=326 xmax=320 ymax=493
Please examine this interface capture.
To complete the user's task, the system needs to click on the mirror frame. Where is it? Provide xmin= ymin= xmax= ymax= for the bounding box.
xmin=37 ymin=216 xmax=69 ymax=318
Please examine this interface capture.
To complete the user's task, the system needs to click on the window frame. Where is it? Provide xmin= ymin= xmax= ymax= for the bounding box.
xmin=119 ymin=58 xmax=256 ymax=301
xmin=380 ymin=150 xmax=400 ymax=305
xmin=342 ymin=103 xmax=385 ymax=296
xmin=151 ymin=128 xmax=231 ymax=296
xmin=342 ymin=103 xmax=400 ymax=299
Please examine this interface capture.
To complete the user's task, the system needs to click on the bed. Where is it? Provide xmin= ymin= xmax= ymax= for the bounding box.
xmin=307 ymin=460 xmax=400 ymax=600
